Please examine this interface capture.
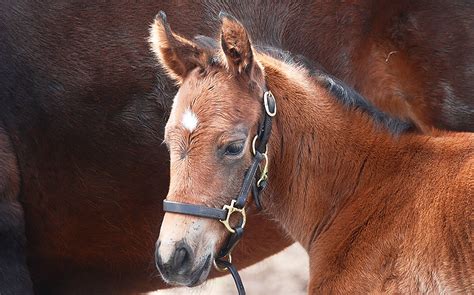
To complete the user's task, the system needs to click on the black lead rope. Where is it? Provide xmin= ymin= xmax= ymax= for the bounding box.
xmin=216 ymin=259 xmax=246 ymax=293
xmin=162 ymin=90 xmax=276 ymax=295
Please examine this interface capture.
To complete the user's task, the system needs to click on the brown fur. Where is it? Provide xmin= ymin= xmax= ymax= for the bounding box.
xmin=1 ymin=1 xmax=473 ymax=293
xmin=153 ymin=14 xmax=474 ymax=294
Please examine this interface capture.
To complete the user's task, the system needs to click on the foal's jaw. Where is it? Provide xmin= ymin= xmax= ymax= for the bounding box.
xmin=155 ymin=213 xmax=221 ymax=286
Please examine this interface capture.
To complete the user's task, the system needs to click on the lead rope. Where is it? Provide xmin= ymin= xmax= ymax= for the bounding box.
xmin=162 ymin=90 xmax=276 ymax=295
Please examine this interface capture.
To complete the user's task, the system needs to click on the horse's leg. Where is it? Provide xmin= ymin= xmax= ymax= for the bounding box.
xmin=0 ymin=125 xmax=33 ymax=294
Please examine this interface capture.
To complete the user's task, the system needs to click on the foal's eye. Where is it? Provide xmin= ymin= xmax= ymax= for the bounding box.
xmin=224 ymin=141 xmax=245 ymax=156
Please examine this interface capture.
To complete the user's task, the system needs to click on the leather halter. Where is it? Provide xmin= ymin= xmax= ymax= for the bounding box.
xmin=163 ymin=90 xmax=276 ymax=295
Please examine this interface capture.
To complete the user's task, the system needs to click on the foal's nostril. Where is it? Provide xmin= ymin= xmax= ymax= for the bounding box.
xmin=172 ymin=243 xmax=193 ymax=275
xmin=155 ymin=239 xmax=194 ymax=277
xmin=173 ymin=247 xmax=187 ymax=269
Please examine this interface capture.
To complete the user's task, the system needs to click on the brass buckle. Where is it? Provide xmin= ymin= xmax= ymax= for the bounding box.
xmin=264 ymin=91 xmax=277 ymax=117
xmin=219 ymin=200 xmax=246 ymax=234
xmin=256 ymin=153 xmax=269 ymax=188
xmin=213 ymin=253 xmax=232 ymax=272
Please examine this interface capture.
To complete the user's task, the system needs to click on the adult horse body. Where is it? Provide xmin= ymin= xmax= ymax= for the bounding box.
xmin=0 ymin=1 xmax=473 ymax=294
xmin=2 ymin=2 xmax=300 ymax=294
xmin=152 ymin=14 xmax=474 ymax=294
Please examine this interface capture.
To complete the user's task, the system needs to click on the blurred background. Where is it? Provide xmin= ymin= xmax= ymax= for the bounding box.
xmin=152 ymin=243 xmax=308 ymax=295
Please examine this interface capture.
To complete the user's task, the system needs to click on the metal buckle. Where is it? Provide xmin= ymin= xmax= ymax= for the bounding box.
xmin=219 ymin=200 xmax=246 ymax=234
xmin=213 ymin=253 xmax=232 ymax=272
xmin=257 ymin=153 xmax=269 ymax=188
xmin=264 ymin=91 xmax=277 ymax=117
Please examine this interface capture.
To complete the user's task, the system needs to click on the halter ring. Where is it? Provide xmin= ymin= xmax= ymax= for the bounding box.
xmin=264 ymin=91 xmax=277 ymax=117
xmin=213 ymin=253 xmax=232 ymax=272
xmin=252 ymin=135 xmax=268 ymax=156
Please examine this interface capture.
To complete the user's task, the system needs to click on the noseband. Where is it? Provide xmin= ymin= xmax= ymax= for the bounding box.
xmin=163 ymin=90 xmax=276 ymax=295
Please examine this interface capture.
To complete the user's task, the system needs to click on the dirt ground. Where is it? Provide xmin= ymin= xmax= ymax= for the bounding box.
xmin=152 ymin=243 xmax=308 ymax=295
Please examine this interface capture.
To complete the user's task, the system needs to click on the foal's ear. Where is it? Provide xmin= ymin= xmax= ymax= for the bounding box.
xmin=149 ymin=11 xmax=205 ymax=83
xmin=219 ymin=12 xmax=260 ymax=76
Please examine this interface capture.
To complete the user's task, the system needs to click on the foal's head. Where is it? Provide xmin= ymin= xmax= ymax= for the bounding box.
xmin=151 ymin=12 xmax=268 ymax=286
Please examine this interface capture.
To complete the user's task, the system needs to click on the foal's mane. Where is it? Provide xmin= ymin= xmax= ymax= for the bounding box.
xmin=295 ymin=55 xmax=415 ymax=134
xmin=192 ymin=35 xmax=414 ymax=135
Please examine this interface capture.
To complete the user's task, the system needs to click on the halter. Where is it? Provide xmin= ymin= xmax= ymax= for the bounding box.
xmin=163 ymin=90 xmax=276 ymax=295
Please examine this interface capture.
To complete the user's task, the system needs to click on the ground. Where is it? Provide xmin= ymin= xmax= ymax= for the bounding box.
xmin=152 ymin=243 xmax=308 ymax=294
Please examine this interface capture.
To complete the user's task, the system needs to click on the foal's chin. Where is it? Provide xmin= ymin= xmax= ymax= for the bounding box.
xmin=187 ymin=254 xmax=213 ymax=287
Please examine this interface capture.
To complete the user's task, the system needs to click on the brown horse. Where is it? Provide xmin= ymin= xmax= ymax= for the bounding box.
xmin=151 ymin=13 xmax=474 ymax=293
xmin=1 ymin=1 xmax=473 ymax=294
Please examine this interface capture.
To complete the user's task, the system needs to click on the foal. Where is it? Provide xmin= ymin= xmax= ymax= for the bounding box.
xmin=151 ymin=13 xmax=474 ymax=293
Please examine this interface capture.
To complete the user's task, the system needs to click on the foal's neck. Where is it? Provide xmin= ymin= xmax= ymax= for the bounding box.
xmin=260 ymin=56 xmax=412 ymax=248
